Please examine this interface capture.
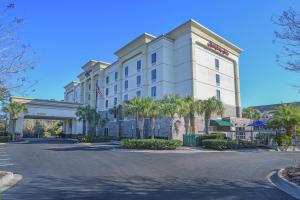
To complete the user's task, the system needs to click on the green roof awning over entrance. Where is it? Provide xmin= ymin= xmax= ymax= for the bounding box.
xmin=210 ymin=120 xmax=233 ymax=127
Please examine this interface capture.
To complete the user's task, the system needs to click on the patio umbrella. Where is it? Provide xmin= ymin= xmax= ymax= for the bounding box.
xmin=248 ymin=121 xmax=266 ymax=127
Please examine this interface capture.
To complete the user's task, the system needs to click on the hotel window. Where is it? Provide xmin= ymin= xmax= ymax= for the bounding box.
xmin=136 ymin=90 xmax=141 ymax=97
xmin=105 ymin=100 xmax=108 ymax=108
xmin=106 ymin=88 xmax=109 ymax=96
xmin=114 ymin=97 xmax=117 ymax=106
xmin=151 ymin=69 xmax=156 ymax=82
xmin=151 ymin=52 xmax=156 ymax=64
xmin=114 ymin=72 xmax=118 ymax=81
xmin=114 ymin=84 xmax=117 ymax=94
xmin=215 ymin=58 xmax=220 ymax=71
xmin=125 ymin=66 xmax=128 ymax=77
xmin=151 ymin=86 xmax=156 ymax=98
xmin=88 ymin=94 xmax=91 ymax=100
xmin=137 ymin=60 xmax=141 ymax=72
xmin=216 ymin=74 xmax=220 ymax=86
xmin=106 ymin=76 xmax=109 ymax=84
xmin=124 ymin=94 xmax=128 ymax=102
xmin=216 ymin=89 xmax=221 ymax=100
xmin=88 ymin=83 xmax=91 ymax=91
xmin=136 ymin=75 xmax=141 ymax=87
xmin=124 ymin=80 xmax=128 ymax=91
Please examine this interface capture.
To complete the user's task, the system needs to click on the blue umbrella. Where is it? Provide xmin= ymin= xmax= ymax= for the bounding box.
xmin=248 ymin=121 xmax=266 ymax=127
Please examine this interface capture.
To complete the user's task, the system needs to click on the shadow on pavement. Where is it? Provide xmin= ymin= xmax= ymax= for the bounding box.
xmin=46 ymin=146 xmax=114 ymax=152
xmin=22 ymin=138 xmax=78 ymax=145
xmin=3 ymin=175 xmax=293 ymax=200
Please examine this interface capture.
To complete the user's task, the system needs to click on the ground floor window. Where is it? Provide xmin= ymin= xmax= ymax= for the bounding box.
xmin=104 ymin=128 xmax=109 ymax=136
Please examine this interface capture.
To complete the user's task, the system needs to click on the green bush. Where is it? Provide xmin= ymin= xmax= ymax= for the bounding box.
xmin=202 ymin=139 xmax=238 ymax=150
xmin=198 ymin=133 xmax=226 ymax=145
xmin=78 ymin=135 xmax=116 ymax=143
xmin=121 ymin=139 xmax=182 ymax=150
xmin=0 ymin=136 xmax=9 ymax=143
xmin=275 ymin=134 xmax=292 ymax=147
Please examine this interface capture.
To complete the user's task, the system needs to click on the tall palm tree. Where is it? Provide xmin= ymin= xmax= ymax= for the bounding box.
xmin=161 ymin=94 xmax=182 ymax=139
xmin=202 ymin=97 xmax=224 ymax=134
xmin=147 ymin=98 xmax=162 ymax=139
xmin=76 ymin=106 xmax=87 ymax=135
xmin=109 ymin=105 xmax=124 ymax=139
xmin=3 ymin=102 xmax=28 ymax=141
xmin=183 ymin=96 xmax=204 ymax=134
xmin=94 ymin=112 xmax=107 ymax=136
xmin=123 ymin=97 xmax=143 ymax=138
xmin=76 ymin=105 xmax=97 ymax=135
xmin=178 ymin=99 xmax=190 ymax=135
xmin=269 ymin=104 xmax=300 ymax=136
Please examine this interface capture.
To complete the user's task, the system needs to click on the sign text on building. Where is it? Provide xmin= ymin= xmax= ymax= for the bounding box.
xmin=207 ymin=41 xmax=229 ymax=56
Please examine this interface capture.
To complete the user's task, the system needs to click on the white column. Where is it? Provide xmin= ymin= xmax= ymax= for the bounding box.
xmin=15 ymin=116 xmax=24 ymax=138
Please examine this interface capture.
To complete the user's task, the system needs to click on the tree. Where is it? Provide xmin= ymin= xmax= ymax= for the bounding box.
xmin=161 ymin=94 xmax=182 ymax=139
xmin=183 ymin=96 xmax=204 ymax=134
xmin=94 ymin=112 xmax=107 ymax=136
xmin=147 ymin=99 xmax=162 ymax=139
xmin=273 ymin=9 xmax=300 ymax=72
xmin=3 ymin=102 xmax=27 ymax=141
xmin=0 ymin=3 xmax=34 ymax=99
xmin=123 ymin=97 xmax=142 ymax=138
xmin=202 ymin=97 xmax=224 ymax=134
xmin=178 ymin=99 xmax=190 ymax=135
xmin=269 ymin=104 xmax=300 ymax=136
xmin=76 ymin=106 xmax=87 ymax=135
xmin=109 ymin=105 xmax=123 ymax=139
xmin=242 ymin=108 xmax=261 ymax=121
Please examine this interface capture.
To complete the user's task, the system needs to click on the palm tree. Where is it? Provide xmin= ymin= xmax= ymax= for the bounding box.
xmin=3 ymin=102 xmax=28 ymax=141
xmin=76 ymin=106 xmax=88 ymax=135
xmin=183 ymin=96 xmax=204 ymax=134
xmin=94 ymin=112 xmax=107 ymax=136
xmin=178 ymin=99 xmax=190 ymax=135
xmin=123 ymin=97 xmax=143 ymax=138
xmin=269 ymin=104 xmax=300 ymax=136
xmin=202 ymin=97 xmax=224 ymax=134
xmin=109 ymin=105 xmax=124 ymax=139
xmin=147 ymin=98 xmax=162 ymax=139
xmin=242 ymin=107 xmax=261 ymax=121
xmin=161 ymin=94 xmax=182 ymax=139
xmin=76 ymin=105 xmax=97 ymax=135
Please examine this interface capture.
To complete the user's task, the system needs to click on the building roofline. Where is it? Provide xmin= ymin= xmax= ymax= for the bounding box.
xmin=166 ymin=19 xmax=243 ymax=53
xmin=114 ymin=33 xmax=156 ymax=56
xmin=64 ymin=81 xmax=80 ymax=89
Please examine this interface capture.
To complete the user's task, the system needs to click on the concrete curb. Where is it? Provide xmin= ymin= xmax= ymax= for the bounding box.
xmin=267 ymin=169 xmax=300 ymax=199
xmin=0 ymin=171 xmax=22 ymax=192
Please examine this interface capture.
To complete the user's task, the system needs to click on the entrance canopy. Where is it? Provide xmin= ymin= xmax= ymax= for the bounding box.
xmin=210 ymin=119 xmax=233 ymax=127
xmin=10 ymin=97 xmax=83 ymax=136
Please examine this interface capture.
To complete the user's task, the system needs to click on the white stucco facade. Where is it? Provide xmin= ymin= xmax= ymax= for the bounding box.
xmin=65 ymin=19 xmax=242 ymax=118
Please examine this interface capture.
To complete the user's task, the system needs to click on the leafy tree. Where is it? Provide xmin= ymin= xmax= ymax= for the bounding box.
xmin=0 ymin=3 xmax=35 ymax=99
xmin=161 ymin=94 xmax=182 ymax=139
xmin=76 ymin=105 xmax=98 ymax=135
xmin=242 ymin=107 xmax=261 ymax=121
xmin=202 ymin=97 xmax=224 ymax=134
xmin=3 ymin=102 xmax=27 ymax=141
xmin=269 ymin=104 xmax=300 ymax=136
xmin=76 ymin=106 xmax=88 ymax=135
xmin=273 ymin=9 xmax=300 ymax=72
xmin=94 ymin=112 xmax=107 ymax=136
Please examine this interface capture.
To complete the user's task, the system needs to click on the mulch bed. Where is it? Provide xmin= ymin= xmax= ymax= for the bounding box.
xmin=283 ymin=166 xmax=300 ymax=186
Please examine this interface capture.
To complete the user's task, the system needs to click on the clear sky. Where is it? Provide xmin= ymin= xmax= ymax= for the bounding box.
xmin=10 ymin=0 xmax=300 ymax=107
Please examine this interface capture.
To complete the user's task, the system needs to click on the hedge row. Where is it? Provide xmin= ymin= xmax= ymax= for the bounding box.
xmin=78 ymin=136 xmax=116 ymax=143
xmin=198 ymin=133 xmax=226 ymax=145
xmin=202 ymin=139 xmax=255 ymax=150
xmin=121 ymin=139 xmax=182 ymax=150
xmin=0 ymin=136 xmax=9 ymax=143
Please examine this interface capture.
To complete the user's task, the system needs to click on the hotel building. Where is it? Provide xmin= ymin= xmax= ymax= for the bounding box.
xmin=64 ymin=19 xmax=243 ymax=139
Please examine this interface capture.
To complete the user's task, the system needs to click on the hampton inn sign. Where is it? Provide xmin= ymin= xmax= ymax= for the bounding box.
xmin=207 ymin=41 xmax=229 ymax=56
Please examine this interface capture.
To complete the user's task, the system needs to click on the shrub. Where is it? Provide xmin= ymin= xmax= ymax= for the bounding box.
xmin=202 ymin=139 xmax=238 ymax=150
xmin=0 ymin=136 xmax=9 ymax=143
xmin=238 ymin=140 xmax=255 ymax=148
xmin=198 ymin=133 xmax=226 ymax=145
xmin=121 ymin=139 xmax=182 ymax=150
xmin=275 ymin=134 xmax=292 ymax=147
xmin=78 ymin=135 xmax=116 ymax=143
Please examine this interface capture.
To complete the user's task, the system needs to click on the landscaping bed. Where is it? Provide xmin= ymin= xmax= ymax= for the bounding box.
xmin=78 ymin=136 xmax=117 ymax=143
xmin=282 ymin=166 xmax=300 ymax=186
xmin=202 ymin=139 xmax=255 ymax=150
xmin=121 ymin=138 xmax=182 ymax=150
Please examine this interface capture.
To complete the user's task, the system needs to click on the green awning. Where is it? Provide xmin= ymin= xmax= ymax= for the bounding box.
xmin=210 ymin=120 xmax=233 ymax=127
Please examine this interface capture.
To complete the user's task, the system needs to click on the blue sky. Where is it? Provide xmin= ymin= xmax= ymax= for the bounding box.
xmin=10 ymin=0 xmax=300 ymax=107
